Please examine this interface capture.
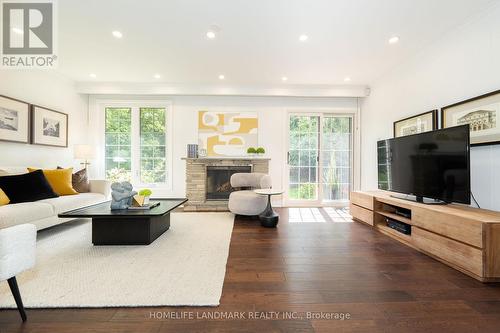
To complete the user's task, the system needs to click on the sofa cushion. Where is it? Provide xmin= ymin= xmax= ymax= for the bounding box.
xmin=38 ymin=193 xmax=106 ymax=214
xmin=0 ymin=170 xmax=58 ymax=203
xmin=0 ymin=202 xmax=55 ymax=229
xmin=57 ymin=167 xmax=90 ymax=193
xmin=0 ymin=188 xmax=9 ymax=206
xmin=28 ymin=168 xmax=78 ymax=196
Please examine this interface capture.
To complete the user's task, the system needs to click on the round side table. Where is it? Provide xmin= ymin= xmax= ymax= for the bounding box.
xmin=254 ymin=189 xmax=284 ymax=228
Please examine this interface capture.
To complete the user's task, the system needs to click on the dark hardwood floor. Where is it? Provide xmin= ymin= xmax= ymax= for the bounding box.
xmin=2 ymin=207 xmax=500 ymax=333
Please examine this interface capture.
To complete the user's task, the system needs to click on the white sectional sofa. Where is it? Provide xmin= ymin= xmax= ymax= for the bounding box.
xmin=0 ymin=168 xmax=110 ymax=230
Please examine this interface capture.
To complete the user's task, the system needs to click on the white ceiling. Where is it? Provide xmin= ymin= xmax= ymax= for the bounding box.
xmin=58 ymin=0 xmax=497 ymax=86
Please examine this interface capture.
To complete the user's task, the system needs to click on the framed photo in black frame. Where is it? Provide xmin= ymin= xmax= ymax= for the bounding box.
xmin=31 ymin=105 xmax=68 ymax=147
xmin=393 ymin=110 xmax=438 ymax=138
xmin=441 ymin=89 xmax=500 ymax=147
xmin=0 ymin=95 xmax=31 ymax=144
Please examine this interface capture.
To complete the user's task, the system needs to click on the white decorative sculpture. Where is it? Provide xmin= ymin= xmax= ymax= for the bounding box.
xmin=110 ymin=181 xmax=137 ymax=210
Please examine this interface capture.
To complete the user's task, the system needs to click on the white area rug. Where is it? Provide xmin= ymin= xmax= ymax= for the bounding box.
xmin=0 ymin=212 xmax=234 ymax=308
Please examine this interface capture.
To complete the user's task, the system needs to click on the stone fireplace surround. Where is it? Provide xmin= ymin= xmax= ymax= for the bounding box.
xmin=182 ymin=157 xmax=270 ymax=211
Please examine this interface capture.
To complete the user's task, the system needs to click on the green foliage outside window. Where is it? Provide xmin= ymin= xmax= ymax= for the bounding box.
xmin=104 ymin=107 xmax=167 ymax=185
xmin=106 ymin=168 xmax=131 ymax=183
xmin=105 ymin=108 xmax=132 ymax=182
xmin=288 ymin=115 xmax=351 ymax=201
xmin=140 ymin=108 xmax=167 ymax=184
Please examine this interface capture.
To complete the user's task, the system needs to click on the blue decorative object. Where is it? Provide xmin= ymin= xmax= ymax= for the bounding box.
xmin=110 ymin=181 xmax=137 ymax=210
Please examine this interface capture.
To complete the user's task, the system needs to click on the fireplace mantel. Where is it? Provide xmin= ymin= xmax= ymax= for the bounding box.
xmin=183 ymin=157 xmax=270 ymax=211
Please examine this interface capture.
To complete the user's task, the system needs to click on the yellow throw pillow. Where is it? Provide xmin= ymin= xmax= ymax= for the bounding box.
xmin=28 ymin=168 xmax=78 ymax=196
xmin=0 ymin=188 xmax=10 ymax=206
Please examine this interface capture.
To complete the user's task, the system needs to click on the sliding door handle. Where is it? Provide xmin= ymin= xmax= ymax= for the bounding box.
xmin=287 ymin=152 xmax=290 ymax=164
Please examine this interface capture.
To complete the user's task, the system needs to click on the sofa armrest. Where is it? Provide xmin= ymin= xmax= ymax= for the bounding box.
xmin=0 ymin=224 xmax=36 ymax=280
xmin=89 ymin=180 xmax=111 ymax=199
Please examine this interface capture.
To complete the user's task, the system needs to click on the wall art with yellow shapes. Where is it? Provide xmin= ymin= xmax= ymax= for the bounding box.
xmin=198 ymin=111 xmax=258 ymax=156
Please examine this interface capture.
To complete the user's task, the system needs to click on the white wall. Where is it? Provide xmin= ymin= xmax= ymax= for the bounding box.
xmin=361 ymin=4 xmax=500 ymax=210
xmin=0 ymin=70 xmax=88 ymax=169
xmin=89 ymin=95 xmax=360 ymax=204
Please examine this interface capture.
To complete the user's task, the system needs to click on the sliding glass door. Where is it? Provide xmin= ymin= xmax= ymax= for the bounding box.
xmin=288 ymin=115 xmax=320 ymax=201
xmin=287 ymin=113 xmax=353 ymax=205
xmin=321 ymin=115 xmax=353 ymax=201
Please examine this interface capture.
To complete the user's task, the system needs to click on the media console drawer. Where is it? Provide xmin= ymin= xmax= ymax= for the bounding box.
xmin=412 ymin=207 xmax=483 ymax=248
xmin=350 ymin=191 xmax=374 ymax=210
xmin=412 ymin=227 xmax=483 ymax=277
xmin=350 ymin=203 xmax=373 ymax=226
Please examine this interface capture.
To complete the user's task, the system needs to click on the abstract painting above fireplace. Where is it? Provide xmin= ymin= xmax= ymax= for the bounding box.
xmin=198 ymin=111 xmax=258 ymax=157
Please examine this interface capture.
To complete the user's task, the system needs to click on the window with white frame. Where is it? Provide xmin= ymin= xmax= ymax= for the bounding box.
xmin=103 ymin=103 xmax=171 ymax=188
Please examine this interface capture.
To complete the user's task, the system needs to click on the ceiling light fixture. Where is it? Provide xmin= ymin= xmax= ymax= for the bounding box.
xmin=112 ymin=30 xmax=123 ymax=39
xmin=299 ymin=34 xmax=308 ymax=42
xmin=153 ymin=74 xmax=161 ymax=79
xmin=344 ymin=77 xmax=351 ymax=82
xmin=388 ymin=36 xmax=400 ymax=44
xmin=89 ymin=73 xmax=97 ymax=78
xmin=206 ymin=25 xmax=220 ymax=40
xmin=206 ymin=31 xmax=216 ymax=39
xmin=218 ymin=74 xmax=225 ymax=80
xmin=282 ymin=76 xmax=288 ymax=82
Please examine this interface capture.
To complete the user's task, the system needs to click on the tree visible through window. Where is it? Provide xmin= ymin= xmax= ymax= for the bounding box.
xmin=104 ymin=105 xmax=168 ymax=185
xmin=288 ymin=115 xmax=319 ymax=200
xmin=288 ymin=114 xmax=352 ymax=202
xmin=321 ymin=116 xmax=352 ymax=201
xmin=105 ymin=108 xmax=132 ymax=182
xmin=140 ymin=108 xmax=167 ymax=184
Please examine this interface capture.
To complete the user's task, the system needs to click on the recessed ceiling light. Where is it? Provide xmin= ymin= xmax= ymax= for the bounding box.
xmin=112 ymin=30 xmax=123 ymax=39
xmin=344 ymin=77 xmax=351 ymax=82
xmin=299 ymin=34 xmax=308 ymax=42
xmin=12 ymin=27 xmax=23 ymax=35
xmin=206 ymin=31 xmax=216 ymax=39
xmin=153 ymin=74 xmax=161 ymax=79
xmin=282 ymin=76 xmax=288 ymax=82
xmin=388 ymin=36 xmax=400 ymax=44
xmin=218 ymin=74 xmax=225 ymax=80
xmin=89 ymin=73 xmax=97 ymax=78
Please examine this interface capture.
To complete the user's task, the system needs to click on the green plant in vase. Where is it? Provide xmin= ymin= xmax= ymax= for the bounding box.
xmin=135 ymin=188 xmax=152 ymax=206
xmin=139 ymin=189 xmax=152 ymax=197
xmin=247 ymin=147 xmax=257 ymax=155
xmin=256 ymin=147 xmax=265 ymax=154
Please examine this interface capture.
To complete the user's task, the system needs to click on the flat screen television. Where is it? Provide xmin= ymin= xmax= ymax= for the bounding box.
xmin=377 ymin=125 xmax=470 ymax=204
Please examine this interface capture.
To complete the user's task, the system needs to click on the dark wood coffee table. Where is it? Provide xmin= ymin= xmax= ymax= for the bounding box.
xmin=59 ymin=199 xmax=187 ymax=245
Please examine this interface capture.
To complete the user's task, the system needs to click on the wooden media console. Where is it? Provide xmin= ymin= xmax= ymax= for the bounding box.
xmin=350 ymin=191 xmax=500 ymax=282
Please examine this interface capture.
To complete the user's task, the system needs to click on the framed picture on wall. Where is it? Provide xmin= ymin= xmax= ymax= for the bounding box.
xmin=0 ymin=95 xmax=30 ymax=144
xmin=393 ymin=110 xmax=438 ymax=137
xmin=441 ymin=89 xmax=500 ymax=146
xmin=31 ymin=105 xmax=68 ymax=147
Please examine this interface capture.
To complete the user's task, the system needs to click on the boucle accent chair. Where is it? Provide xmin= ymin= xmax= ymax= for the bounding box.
xmin=228 ymin=173 xmax=272 ymax=216
xmin=0 ymin=224 xmax=36 ymax=322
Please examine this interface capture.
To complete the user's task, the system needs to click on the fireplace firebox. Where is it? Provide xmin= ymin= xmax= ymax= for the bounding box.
xmin=206 ymin=166 xmax=251 ymax=200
